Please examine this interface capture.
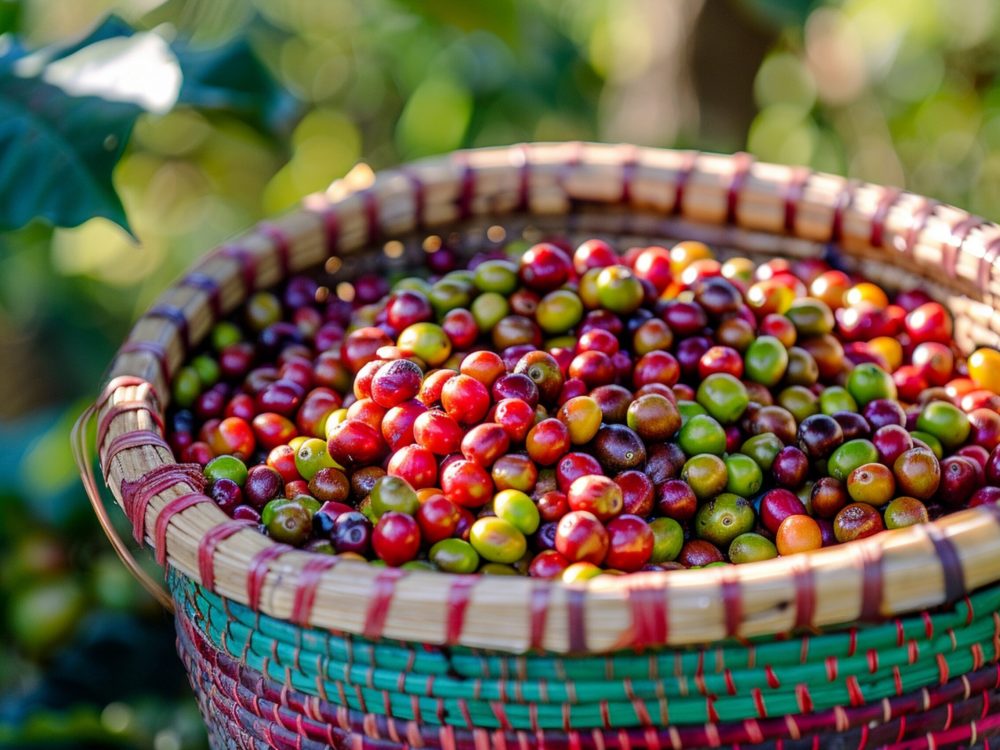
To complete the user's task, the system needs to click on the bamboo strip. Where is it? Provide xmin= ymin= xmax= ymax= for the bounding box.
xmin=91 ymin=143 xmax=1000 ymax=654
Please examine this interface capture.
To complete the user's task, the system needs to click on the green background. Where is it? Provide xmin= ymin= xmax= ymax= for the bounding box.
xmin=2 ymin=0 xmax=998 ymax=746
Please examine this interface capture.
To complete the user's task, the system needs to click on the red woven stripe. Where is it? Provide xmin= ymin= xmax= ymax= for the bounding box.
xmin=403 ymin=168 xmax=427 ymax=227
xmin=145 ymin=304 xmax=191 ymax=352
xmin=361 ymin=189 xmax=380 ymax=242
xmin=924 ymin=525 xmax=966 ymax=604
xmin=177 ymin=601 xmax=1000 ymax=750
xmin=720 ymin=574 xmax=742 ymax=637
xmin=259 ymin=222 xmax=292 ymax=277
xmin=154 ymin=491 xmax=210 ymax=565
xmin=904 ymin=198 xmax=940 ymax=255
xmin=516 ymin=143 xmax=532 ymax=211
xmin=120 ymin=462 xmax=205 ymax=543
xmin=119 ymin=340 xmax=170 ymax=385
xmin=291 ymin=556 xmax=339 ymax=626
xmin=726 ymin=152 xmax=754 ymax=225
xmin=363 ymin=568 xmax=405 ymax=639
xmin=723 ymin=670 xmax=736 ymax=695
xmin=445 ymin=576 xmax=478 ymax=644
xmin=858 ymin=544 xmax=884 ymax=621
xmin=455 ymin=154 xmax=476 ymax=220
xmin=247 ymin=544 xmax=292 ymax=610
xmin=783 ymin=167 xmax=812 ymax=234
xmin=180 ymin=272 xmax=223 ymax=318
xmin=792 ymin=561 xmax=817 ymax=629
xmin=796 ymin=684 xmax=813 ymax=714
xmin=869 ymin=188 xmax=902 ymax=248
xmin=627 ymin=580 xmax=667 ymax=647
xmin=672 ymin=151 xmax=698 ymax=216
xmin=199 ymin=519 xmax=254 ymax=591
xmin=97 ymin=400 xmax=165 ymax=454
xmin=937 ymin=653 xmax=951 ymax=685
xmin=830 ymin=179 xmax=857 ymax=243
xmin=529 ymin=583 xmax=551 ymax=650
xmin=220 ymin=245 xmax=258 ymax=292
xmin=101 ymin=429 xmax=171 ymax=477
xmin=620 ymin=145 xmax=639 ymax=204
xmin=846 ymin=675 xmax=865 ymax=706
xmin=867 ymin=648 xmax=879 ymax=674
xmin=979 ymin=236 xmax=1000 ymax=293
xmin=320 ymin=204 xmax=341 ymax=255
xmin=950 ymin=213 xmax=983 ymax=251
xmin=752 ymin=687 xmax=767 ymax=718
xmin=98 ymin=375 xmax=155 ymax=409
xmin=567 ymin=588 xmax=588 ymax=652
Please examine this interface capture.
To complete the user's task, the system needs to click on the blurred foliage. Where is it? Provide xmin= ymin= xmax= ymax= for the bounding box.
xmin=1 ymin=0 xmax=998 ymax=747
xmin=0 ymin=14 xmax=292 ymax=233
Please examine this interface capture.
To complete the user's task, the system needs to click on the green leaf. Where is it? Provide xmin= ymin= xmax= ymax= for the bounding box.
xmin=0 ymin=76 xmax=138 ymax=233
xmin=0 ymin=14 xmax=292 ymax=234
xmin=172 ymin=35 xmax=299 ymax=132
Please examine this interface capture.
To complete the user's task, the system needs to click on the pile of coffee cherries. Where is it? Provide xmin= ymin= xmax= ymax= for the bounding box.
xmin=165 ymin=237 xmax=1000 ymax=580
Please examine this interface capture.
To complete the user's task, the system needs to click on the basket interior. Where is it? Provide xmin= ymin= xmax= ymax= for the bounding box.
xmin=91 ymin=145 xmax=1000 ymax=654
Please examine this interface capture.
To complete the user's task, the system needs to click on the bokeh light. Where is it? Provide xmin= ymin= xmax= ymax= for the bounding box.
xmin=5 ymin=1 xmax=1000 ymax=748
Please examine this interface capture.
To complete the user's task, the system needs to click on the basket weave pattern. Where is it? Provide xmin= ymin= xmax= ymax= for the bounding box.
xmin=78 ymin=143 xmax=1000 ymax=747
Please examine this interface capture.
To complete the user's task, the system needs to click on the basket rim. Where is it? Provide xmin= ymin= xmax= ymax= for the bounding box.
xmin=89 ymin=141 xmax=1000 ymax=653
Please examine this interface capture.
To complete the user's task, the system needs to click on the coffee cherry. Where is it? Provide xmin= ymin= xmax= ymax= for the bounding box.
xmin=332 ymin=512 xmax=372 ymax=555
xmin=592 ymin=424 xmax=646 ymax=473
xmin=440 ymin=459 xmax=494 ymax=508
xmin=529 ymin=550 xmax=571 ymax=579
xmin=205 ymin=455 xmax=248 ymax=486
xmin=526 ymin=419 xmax=571 ymax=466
xmin=326 ymin=419 xmax=385 ymax=469
xmin=262 ymin=503 xmax=311 ymax=548
xmin=846 ymin=463 xmax=895 ymax=506
xmin=567 ymin=475 xmax=623 ymax=522
xmin=938 ymin=455 xmax=978 ymax=506
xmin=430 ymin=539 xmax=480 ymax=574
xmin=695 ymin=494 xmax=754 ymax=548
xmin=493 ymin=489 xmax=541 ymax=534
xmin=372 ymin=512 xmax=421 ymax=566
xmin=884 ymin=497 xmax=929 ymax=529
xmin=491 ymin=454 xmax=538 ymax=493
xmin=827 ymin=440 xmax=879 ymax=483
xmin=555 ymin=511 xmax=609 ymax=565
xmin=555 ymin=452 xmax=603 ymax=494
xmin=615 ymin=470 xmax=655 ymax=516
xmin=246 ymin=465 xmax=284 ymax=508
xmin=441 ymin=374 xmax=491 ymax=426
xmin=210 ymin=478 xmax=243 ymax=515
xmin=810 ymin=476 xmax=848 ymax=519
xmin=370 ymin=359 xmax=423 ymax=408
xmin=519 ymin=243 xmax=572 ymax=292
xmin=398 ymin=323 xmax=452 ymax=367
xmin=493 ymin=398 xmax=536 ymax=443
xmin=677 ymin=539 xmax=724 ymax=567
xmin=916 ymin=400 xmax=970 ymax=450
xmin=776 ymin=515 xmax=823 ymax=555
xmin=370 ymin=476 xmax=420 ymax=518
xmin=759 ymin=489 xmax=807 ymax=534
xmin=772 ymin=446 xmax=809 ymax=489
xmin=796 ymin=414 xmax=844 ymax=460
xmin=461 ymin=423 xmax=510 ymax=468
xmin=165 ymin=235 xmax=1000 ymax=573
xmin=469 ymin=517 xmax=527 ymax=564
xmin=893 ymin=447 xmax=941 ymax=500
xmin=605 ymin=515 xmax=654 ymax=571
xmin=833 ymin=503 xmax=884 ymax=543
xmin=415 ymin=494 xmax=461 ymax=543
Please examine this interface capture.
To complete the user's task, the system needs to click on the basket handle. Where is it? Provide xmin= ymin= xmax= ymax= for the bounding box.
xmin=71 ymin=404 xmax=175 ymax=612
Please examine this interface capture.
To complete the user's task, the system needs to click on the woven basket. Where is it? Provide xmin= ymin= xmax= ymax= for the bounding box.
xmin=73 ymin=143 xmax=1000 ymax=749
